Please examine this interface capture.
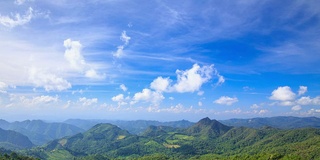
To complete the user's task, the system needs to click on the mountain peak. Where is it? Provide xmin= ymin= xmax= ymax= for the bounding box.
xmin=187 ymin=117 xmax=232 ymax=138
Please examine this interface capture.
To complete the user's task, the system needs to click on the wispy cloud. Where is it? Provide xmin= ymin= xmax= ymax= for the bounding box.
xmin=0 ymin=7 xmax=33 ymax=28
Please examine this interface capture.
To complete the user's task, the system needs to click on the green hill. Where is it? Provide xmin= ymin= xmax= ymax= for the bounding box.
xmin=0 ymin=128 xmax=34 ymax=150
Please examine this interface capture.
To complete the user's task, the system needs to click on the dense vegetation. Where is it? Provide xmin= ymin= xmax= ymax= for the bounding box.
xmin=21 ymin=117 xmax=320 ymax=160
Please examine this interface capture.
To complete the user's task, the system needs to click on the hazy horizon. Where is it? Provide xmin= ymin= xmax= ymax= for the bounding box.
xmin=1 ymin=1 xmax=320 ymax=122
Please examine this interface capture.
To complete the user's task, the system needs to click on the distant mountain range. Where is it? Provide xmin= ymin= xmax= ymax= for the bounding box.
xmin=63 ymin=119 xmax=194 ymax=134
xmin=220 ymin=116 xmax=320 ymax=129
xmin=22 ymin=117 xmax=320 ymax=159
xmin=0 ymin=119 xmax=84 ymax=145
xmin=0 ymin=128 xmax=34 ymax=150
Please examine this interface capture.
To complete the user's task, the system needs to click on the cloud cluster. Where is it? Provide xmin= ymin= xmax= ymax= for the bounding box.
xmin=64 ymin=39 xmax=105 ymax=79
xmin=28 ymin=67 xmax=71 ymax=92
xmin=269 ymin=86 xmax=296 ymax=101
xmin=132 ymin=89 xmax=164 ymax=105
xmin=113 ymin=31 xmax=131 ymax=58
xmin=214 ymin=96 xmax=238 ymax=106
xmin=128 ymin=63 xmax=223 ymax=106
xmin=0 ymin=7 xmax=33 ymax=28
xmin=79 ymin=97 xmax=98 ymax=106
xmin=150 ymin=64 xmax=223 ymax=93
xmin=269 ymin=86 xmax=320 ymax=111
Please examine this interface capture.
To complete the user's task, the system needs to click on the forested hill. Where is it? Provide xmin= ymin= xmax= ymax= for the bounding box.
xmin=24 ymin=117 xmax=320 ymax=160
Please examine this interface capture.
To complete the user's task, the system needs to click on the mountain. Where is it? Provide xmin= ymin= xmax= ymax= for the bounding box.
xmin=220 ymin=116 xmax=320 ymax=129
xmin=64 ymin=119 xmax=194 ymax=134
xmin=0 ymin=119 xmax=84 ymax=145
xmin=0 ymin=128 xmax=34 ymax=150
xmin=44 ymin=123 xmax=140 ymax=156
xmin=187 ymin=117 xmax=232 ymax=138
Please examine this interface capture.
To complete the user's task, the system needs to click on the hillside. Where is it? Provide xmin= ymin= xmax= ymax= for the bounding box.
xmin=0 ymin=128 xmax=34 ymax=150
xmin=23 ymin=117 xmax=320 ymax=159
xmin=0 ymin=120 xmax=84 ymax=145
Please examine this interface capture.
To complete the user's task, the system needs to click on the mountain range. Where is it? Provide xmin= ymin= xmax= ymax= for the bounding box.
xmin=1 ymin=116 xmax=320 ymax=159
xmin=0 ymin=119 xmax=84 ymax=145
xmin=23 ymin=117 xmax=320 ymax=159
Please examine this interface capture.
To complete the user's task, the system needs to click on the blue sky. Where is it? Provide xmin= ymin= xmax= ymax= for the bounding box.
xmin=0 ymin=0 xmax=320 ymax=122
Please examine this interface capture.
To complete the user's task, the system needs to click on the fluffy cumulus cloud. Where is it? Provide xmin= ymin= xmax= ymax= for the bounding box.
xmin=64 ymin=39 xmax=86 ymax=71
xmin=214 ymin=96 xmax=238 ymax=105
xmin=28 ymin=67 xmax=71 ymax=91
xmin=150 ymin=64 xmax=223 ymax=93
xmin=113 ymin=31 xmax=131 ymax=58
xmin=79 ymin=97 xmax=98 ymax=106
xmin=112 ymin=94 xmax=124 ymax=102
xmin=296 ymin=96 xmax=320 ymax=105
xmin=64 ymin=39 xmax=105 ymax=79
xmin=298 ymin=86 xmax=307 ymax=96
xmin=270 ymin=86 xmax=296 ymax=101
xmin=173 ymin=64 xmax=214 ymax=93
xmin=120 ymin=84 xmax=127 ymax=92
xmin=0 ymin=7 xmax=33 ymax=28
xmin=150 ymin=77 xmax=171 ymax=92
xmin=132 ymin=88 xmax=164 ymax=105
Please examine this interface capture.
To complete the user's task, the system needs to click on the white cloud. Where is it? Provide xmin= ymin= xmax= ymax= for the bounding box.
xmin=298 ymin=86 xmax=307 ymax=96
xmin=169 ymin=97 xmax=174 ymax=100
xmin=0 ymin=82 xmax=8 ymax=93
xmin=270 ymin=86 xmax=296 ymax=101
xmin=291 ymin=105 xmax=301 ymax=111
xmin=32 ymin=95 xmax=58 ymax=104
xmin=214 ymin=96 xmax=238 ymax=105
xmin=112 ymin=94 xmax=124 ymax=102
xmin=9 ymin=94 xmax=58 ymax=106
xmin=79 ymin=97 xmax=98 ymax=106
xmin=28 ymin=67 xmax=71 ymax=91
xmin=198 ymin=101 xmax=203 ymax=107
xmin=297 ymin=96 xmax=320 ymax=105
xmin=132 ymin=88 xmax=164 ymax=105
xmin=279 ymin=101 xmax=295 ymax=106
xmin=64 ymin=39 xmax=86 ymax=71
xmin=121 ymin=31 xmax=131 ymax=45
xmin=85 ymin=69 xmax=105 ymax=79
xmin=14 ymin=0 xmax=31 ymax=5
xmin=64 ymin=39 xmax=105 ymax=79
xmin=173 ymin=64 xmax=214 ymax=93
xmin=0 ymin=7 xmax=33 ymax=28
xmin=120 ymin=84 xmax=127 ymax=92
xmin=250 ymin=104 xmax=260 ymax=109
xmin=258 ymin=109 xmax=268 ymax=114
xmin=150 ymin=77 xmax=171 ymax=92
xmin=113 ymin=31 xmax=130 ymax=58
xmin=197 ymin=91 xmax=204 ymax=96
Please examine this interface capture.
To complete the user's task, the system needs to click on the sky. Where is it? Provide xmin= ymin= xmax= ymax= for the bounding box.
xmin=0 ymin=0 xmax=320 ymax=122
